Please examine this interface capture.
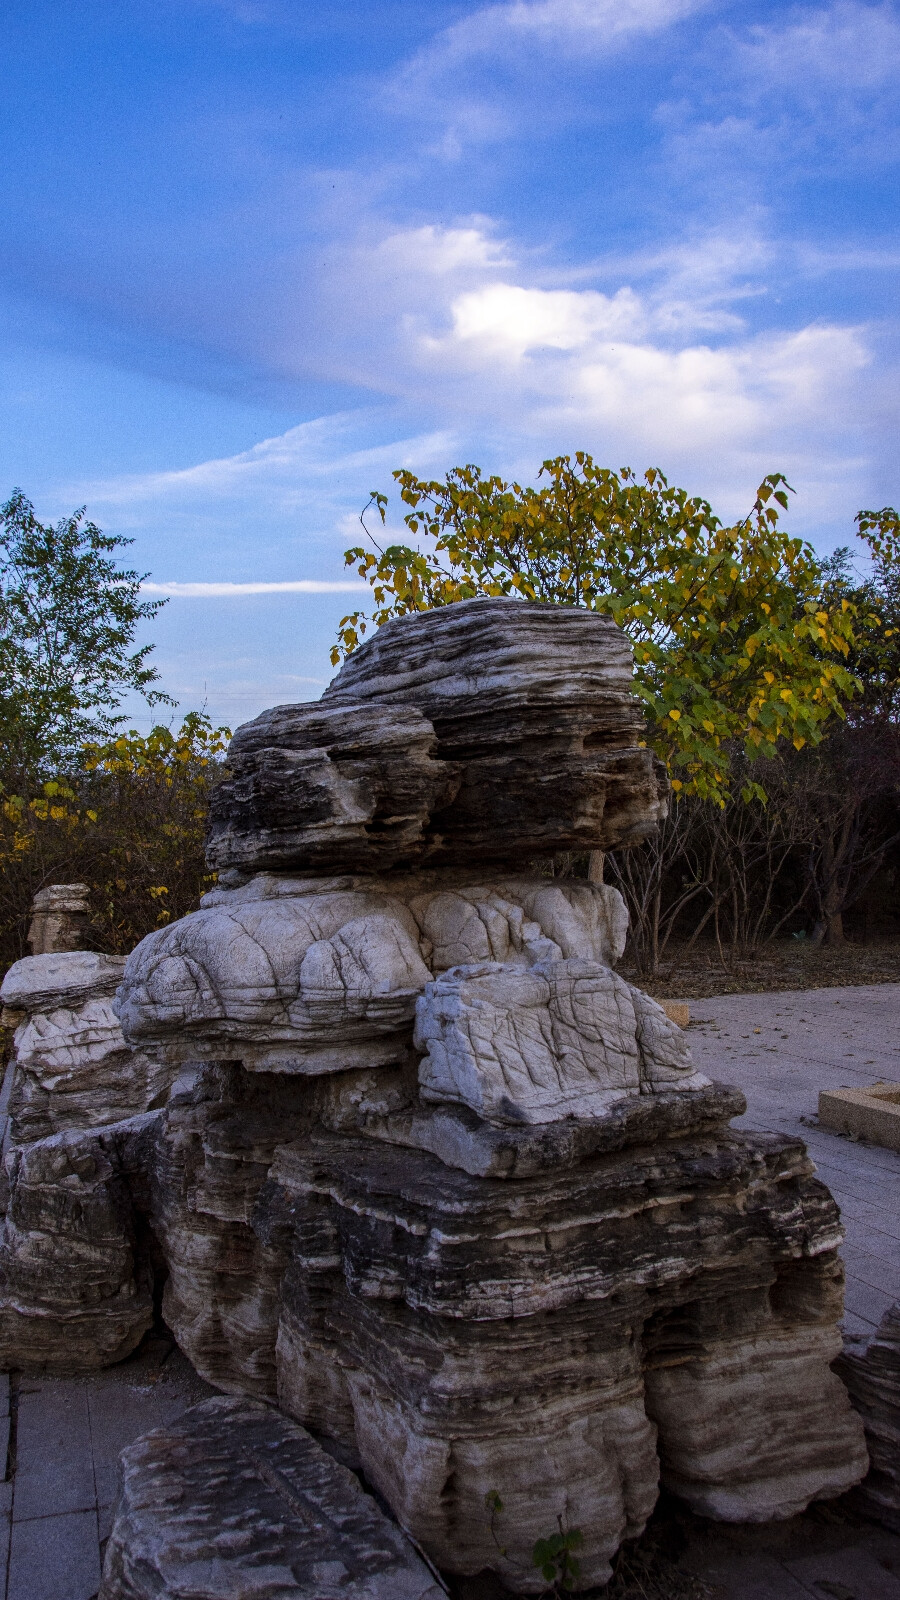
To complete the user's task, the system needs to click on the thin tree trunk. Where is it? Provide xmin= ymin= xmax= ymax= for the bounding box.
xmin=588 ymin=850 xmax=604 ymax=885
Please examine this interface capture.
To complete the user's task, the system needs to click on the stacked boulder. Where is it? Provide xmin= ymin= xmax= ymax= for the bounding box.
xmin=0 ymin=599 xmax=868 ymax=1591
xmin=0 ymin=948 xmax=169 ymax=1367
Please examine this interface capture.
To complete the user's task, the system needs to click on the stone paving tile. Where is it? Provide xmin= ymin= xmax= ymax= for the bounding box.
xmin=683 ymin=1550 xmax=816 ymax=1598
xmin=0 ymin=1483 xmax=11 ymax=1600
xmin=12 ymin=1380 xmax=95 ymax=1523
xmin=0 ymin=1338 xmax=213 ymax=1600
xmin=784 ymin=1544 xmax=900 ymax=1599
xmin=7 ymin=1509 xmax=100 ymax=1600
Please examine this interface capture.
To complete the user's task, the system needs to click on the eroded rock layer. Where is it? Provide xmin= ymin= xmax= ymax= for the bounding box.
xmin=838 ymin=1301 xmax=900 ymax=1532
xmin=258 ymin=1118 xmax=865 ymax=1589
xmin=207 ymin=598 xmax=668 ymax=874
xmin=1 ymin=952 xmax=170 ymax=1144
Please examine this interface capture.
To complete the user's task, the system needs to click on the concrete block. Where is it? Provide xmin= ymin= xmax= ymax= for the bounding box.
xmin=819 ymin=1083 xmax=900 ymax=1153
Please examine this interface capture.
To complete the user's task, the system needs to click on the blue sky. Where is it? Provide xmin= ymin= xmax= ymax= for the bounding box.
xmin=1 ymin=0 xmax=898 ymax=729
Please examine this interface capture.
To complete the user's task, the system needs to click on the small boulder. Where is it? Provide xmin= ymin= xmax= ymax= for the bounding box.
xmin=99 ymin=1394 xmax=446 ymax=1599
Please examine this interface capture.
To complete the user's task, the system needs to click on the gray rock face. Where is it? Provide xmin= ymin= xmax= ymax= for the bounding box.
xmin=115 ymin=874 xmax=629 ymax=1073
xmin=260 ymin=1119 xmax=867 ymax=1590
xmin=2 ymin=950 xmax=125 ymax=1014
xmin=0 ymin=1115 xmax=157 ymax=1370
xmin=414 ymin=958 xmax=706 ymax=1124
xmin=99 ymin=1395 xmax=445 ymax=1599
xmin=838 ymin=1301 xmax=900 ymax=1532
xmin=1 ymin=952 xmax=170 ymax=1144
xmin=207 ymin=598 xmax=667 ymax=874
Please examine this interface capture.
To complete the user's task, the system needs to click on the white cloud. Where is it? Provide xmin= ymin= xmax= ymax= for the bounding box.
xmin=446 ymin=283 xmax=644 ymax=354
xmin=384 ymin=0 xmax=711 ymax=150
xmin=411 ymin=0 xmax=707 ymax=66
xmin=736 ymin=2 xmax=900 ymax=94
xmin=75 ymin=218 xmax=885 ymax=578
xmin=142 ymin=579 xmax=369 ymax=596
xmin=69 ymin=410 xmax=458 ymax=548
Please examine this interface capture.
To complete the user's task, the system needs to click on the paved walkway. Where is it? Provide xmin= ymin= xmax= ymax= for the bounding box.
xmin=0 ymin=983 xmax=897 ymax=1599
xmin=0 ymin=1334 xmax=213 ymax=1600
xmin=687 ymin=982 xmax=900 ymax=1349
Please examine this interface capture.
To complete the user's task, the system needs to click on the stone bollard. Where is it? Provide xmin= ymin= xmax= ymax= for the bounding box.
xmin=26 ymin=882 xmax=92 ymax=954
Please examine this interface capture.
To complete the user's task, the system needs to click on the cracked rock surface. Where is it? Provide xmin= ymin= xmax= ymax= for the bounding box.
xmin=1 ymin=952 xmax=171 ymax=1143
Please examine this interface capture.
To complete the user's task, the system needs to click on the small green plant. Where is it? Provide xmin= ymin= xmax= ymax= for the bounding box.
xmin=533 ymin=1518 xmax=583 ymax=1593
xmin=484 ymin=1489 xmax=507 ymax=1557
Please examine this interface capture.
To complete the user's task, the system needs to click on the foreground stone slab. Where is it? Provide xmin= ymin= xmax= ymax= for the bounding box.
xmin=98 ymin=1395 xmax=445 ymax=1599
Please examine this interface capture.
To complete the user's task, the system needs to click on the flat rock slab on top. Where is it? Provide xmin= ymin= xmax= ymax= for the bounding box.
xmin=99 ymin=1394 xmax=445 ymax=1600
xmin=207 ymin=597 xmax=668 ymax=875
xmin=1 ymin=950 xmax=126 ymax=1016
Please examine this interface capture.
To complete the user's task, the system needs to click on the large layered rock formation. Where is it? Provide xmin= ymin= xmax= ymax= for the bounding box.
xmin=0 ymin=599 xmax=869 ymax=1591
xmin=206 ymin=600 xmax=667 ymax=874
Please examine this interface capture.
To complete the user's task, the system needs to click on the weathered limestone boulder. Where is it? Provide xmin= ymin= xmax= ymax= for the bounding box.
xmin=1 ymin=951 xmax=171 ymax=1143
xmin=0 ymin=1115 xmax=158 ymax=1369
xmin=207 ymin=598 xmax=667 ymax=874
xmin=99 ymin=1395 xmax=444 ymax=1599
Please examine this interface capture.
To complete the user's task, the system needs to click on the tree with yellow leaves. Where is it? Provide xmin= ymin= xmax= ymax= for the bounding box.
xmin=335 ymin=455 xmax=858 ymax=802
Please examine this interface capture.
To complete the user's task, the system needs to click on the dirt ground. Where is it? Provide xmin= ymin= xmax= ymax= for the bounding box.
xmin=619 ymin=935 xmax=900 ymax=1001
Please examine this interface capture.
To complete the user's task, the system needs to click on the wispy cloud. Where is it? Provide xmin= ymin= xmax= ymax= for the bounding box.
xmin=403 ymin=0 xmax=708 ymax=70
xmin=142 ymin=579 xmax=369 ymax=596
xmin=383 ymin=0 xmax=712 ymax=151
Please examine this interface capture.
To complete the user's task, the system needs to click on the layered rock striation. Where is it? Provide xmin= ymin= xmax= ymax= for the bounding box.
xmin=206 ymin=599 xmax=668 ymax=875
xmin=0 ymin=599 xmax=869 ymax=1591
